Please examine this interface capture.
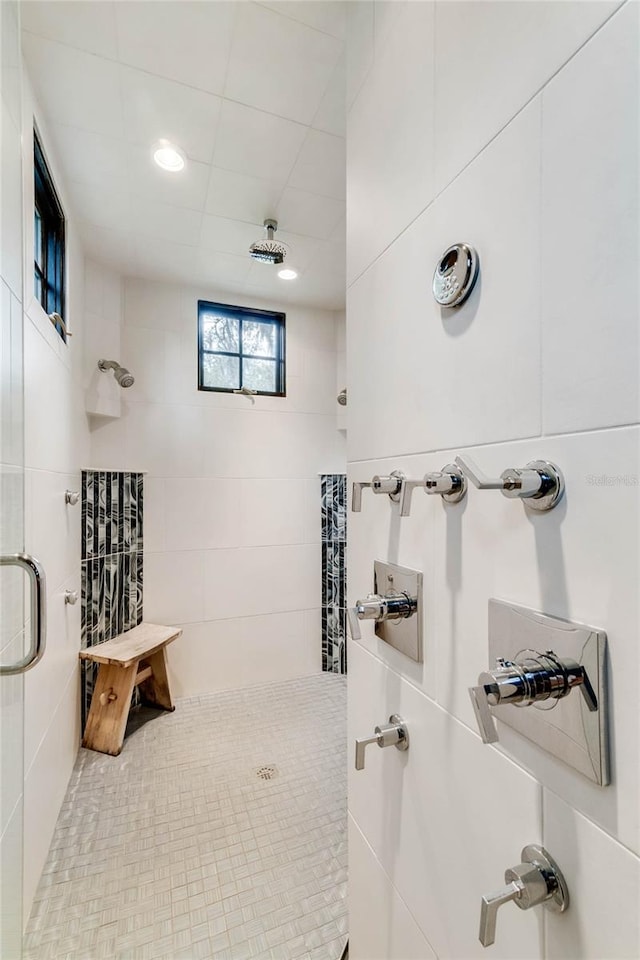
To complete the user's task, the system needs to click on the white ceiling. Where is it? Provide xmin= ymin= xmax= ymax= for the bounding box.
xmin=21 ymin=1 xmax=346 ymax=310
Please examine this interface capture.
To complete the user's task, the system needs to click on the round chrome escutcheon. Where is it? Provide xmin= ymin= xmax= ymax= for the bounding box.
xmin=433 ymin=243 xmax=479 ymax=307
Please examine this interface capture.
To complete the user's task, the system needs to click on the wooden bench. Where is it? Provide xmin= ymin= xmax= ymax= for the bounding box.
xmin=80 ymin=622 xmax=182 ymax=756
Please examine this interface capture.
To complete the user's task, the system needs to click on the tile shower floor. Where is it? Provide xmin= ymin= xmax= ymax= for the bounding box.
xmin=24 ymin=674 xmax=347 ymax=960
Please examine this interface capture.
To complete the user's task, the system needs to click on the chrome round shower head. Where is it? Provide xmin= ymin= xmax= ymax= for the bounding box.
xmin=116 ymin=369 xmax=135 ymax=388
xmin=249 ymin=218 xmax=288 ymax=264
xmin=98 ymin=359 xmax=135 ymax=388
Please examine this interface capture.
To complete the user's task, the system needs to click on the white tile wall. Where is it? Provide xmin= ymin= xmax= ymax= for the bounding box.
xmin=348 ymin=98 xmax=542 ymax=461
xmin=347 ymin=2 xmax=640 ymax=957
xmin=90 ymin=277 xmax=346 ymax=696
xmin=540 ymin=2 xmax=639 ymax=434
xmin=433 ymin=0 xmax=622 ymax=192
xmin=346 ymin=0 xmax=435 ymax=284
xmin=225 ymin=2 xmax=342 ymax=126
xmin=349 ymin=816 xmax=436 ymax=960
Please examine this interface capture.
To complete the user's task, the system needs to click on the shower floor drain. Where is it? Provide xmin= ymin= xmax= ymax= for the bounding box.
xmin=254 ymin=764 xmax=279 ymax=781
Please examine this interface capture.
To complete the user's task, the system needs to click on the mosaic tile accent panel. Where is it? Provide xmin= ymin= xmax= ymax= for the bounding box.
xmin=81 ymin=471 xmax=144 ymax=724
xmin=23 ymin=674 xmax=348 ymax=960
xmin=321 ymin=474 xmax=347 ymax=674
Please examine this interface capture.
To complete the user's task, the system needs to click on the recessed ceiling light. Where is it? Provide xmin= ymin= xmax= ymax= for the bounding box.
xmin=152 ymin=140 xmax=186 ymax=173
xmin=278 ymin=268 xmax=298 ymax=280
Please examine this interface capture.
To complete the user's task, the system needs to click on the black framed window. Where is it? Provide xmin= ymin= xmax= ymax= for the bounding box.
xmin=198 ymin=300 xmax=286 ymax=396
xmin=34 ymin=129 xmax=66 ymax=341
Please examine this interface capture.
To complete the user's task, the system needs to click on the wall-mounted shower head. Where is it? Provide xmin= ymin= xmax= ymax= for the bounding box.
xmin=98 ymin=359 xmax=135 ymax=388
xmin=249 ymin=219 xmax=288 ymax=264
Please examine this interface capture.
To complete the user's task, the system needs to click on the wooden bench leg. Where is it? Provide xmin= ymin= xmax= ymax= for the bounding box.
xmin=82 ymin=662 xmax=138 ymax=756
xmin=138 ymin=647 xmax=175 ymax=712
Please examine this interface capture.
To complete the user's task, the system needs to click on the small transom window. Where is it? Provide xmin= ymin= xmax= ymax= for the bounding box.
xmin=198 ymin=300 xmax=286 ymax=396
xmin=34 ymin=129 xmax=66 ymax=342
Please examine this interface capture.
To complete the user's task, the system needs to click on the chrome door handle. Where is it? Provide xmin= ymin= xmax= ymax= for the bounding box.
xmin=0 ymin=553 xmax=47 ymax=674
xmin=455 ymin=454 xmax=564 ymax=512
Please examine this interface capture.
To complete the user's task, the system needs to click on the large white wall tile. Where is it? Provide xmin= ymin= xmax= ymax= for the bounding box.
xmin=225 ymin=3 xmax=342 ymax=125
xmin=543 ymin=792 xmax=640 ymax=959
xmin=1 ymin=0 xmax=21 ymax=128
xmin=289 ymin=129 xmax=345 ymax=201
xmin=1 ymin=103 xmax=23 ymax=299
xmin=348 ymin=99 xmax=541 ymax=462
xmin=144 ymin=549 xmax=205 ymax=625
xmin=25 ymin=469 xmax=81 ymax=594
xmin=348 ymin=642 xmax=543 ymax=959
xmin=166 ymin=610 xmax=319 ymax=698
xmin=201 ymin=543 xmax=319 ymax=621
xmin=433 ymin=0 xmax=621 ymax=191
xmin=239 ymin=478 xmax=318 ymax=547
xmin=22 ymin=1 xmax=118 ymax=59
xmin=164 ymin=477 xmax=241 ymax=551
xmin=347 ymin=1 xmax=434 ymax=284
xmin=125 ymin=402 xmax=205 ymax=478
xmin=541 ymin=3 xmax=639 ymax=434
xmin=21 ymin=34 xmax=123 ymax=138
xmin=121 ymin=67 xmax=222 ymax=164
xmin=115 ymin=1 xmax=236 ymax=97
xmin=213 ymin=100 xmax=307 ymax=183
xmin=349 ymin=816 xmax=437 ymax=960
xmin=345 ymin=1 xmax=373 ymax=109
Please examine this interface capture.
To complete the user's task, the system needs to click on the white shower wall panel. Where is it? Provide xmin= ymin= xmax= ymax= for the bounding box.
xmin=346 ymin=2 xmax=640 ymax=958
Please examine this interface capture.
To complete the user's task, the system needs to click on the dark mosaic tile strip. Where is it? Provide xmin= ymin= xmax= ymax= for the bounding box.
xmin=80 ymin=471 xmax=144 ymax=725
xmin=320 ymin=474 xmax=347 ymax=676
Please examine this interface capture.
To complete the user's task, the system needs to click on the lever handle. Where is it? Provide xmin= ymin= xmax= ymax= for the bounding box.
xmin=347 ymin=607 xmax=362 ymax=641
xmin=455 ymin=455 xmax=564 ymax=511
xmin=398 ymin=464 xmax=467 ymax=515
xmin=479 ymin=882 xmax=523 ymax=947
xmin=398 ymin=479 xmax=425 ymax=517
xmin=65 ymin=489 xmax=80 ymax=506
xmin=455 ymin=454 xmax=505 ymax=490
xmin=355 ymin=734 xmax=379 ymax=770
xmin=351 ymin=481 xmax=372 ymax=512
xmin=355 ymin=714 xmax=409 ymax=770
xmin=469 ymin=684 xmax=499 ymax=743
xmin=479 ymin=845 xmax=569 ymax=948
xmin=351 ymin=472 xmax=404 ymax=512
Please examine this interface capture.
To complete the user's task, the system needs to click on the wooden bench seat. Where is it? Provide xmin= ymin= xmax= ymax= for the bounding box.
xmin=80 ymin=622 xmax=182 ymax=756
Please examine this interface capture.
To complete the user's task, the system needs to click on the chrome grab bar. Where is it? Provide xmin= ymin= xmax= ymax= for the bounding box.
xmin=0 ymin=553 xmax=47 ymax=675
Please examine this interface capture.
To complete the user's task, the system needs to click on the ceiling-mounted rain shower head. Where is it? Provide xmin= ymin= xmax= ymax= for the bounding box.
xmin=98 ymin=358 xmax=135 ymax=388
xmin=249 ymin=219 xmax=288 ymax=264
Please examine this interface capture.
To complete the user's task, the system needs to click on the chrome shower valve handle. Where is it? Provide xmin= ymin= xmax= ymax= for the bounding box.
xmin=355 ymin=714 xmax=409 ymax=770
xmin=398 ymin=463 xmax=466 ymax=516
xmin=351 ymin=471 xmax=405 ymax=512
xmin=454 ymin=454 xmax=564 ymax=512
xmin=347 ymin=590 xmax=417 ymax=642
xmin=479 ymin=845 xmax=569 ymax=947
xmin=469 ymin=649 xmax=598 ymax=744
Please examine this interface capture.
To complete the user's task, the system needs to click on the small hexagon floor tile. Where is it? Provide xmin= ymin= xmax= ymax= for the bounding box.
xmin=24 ymin=674 xmax=348 ymax=960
